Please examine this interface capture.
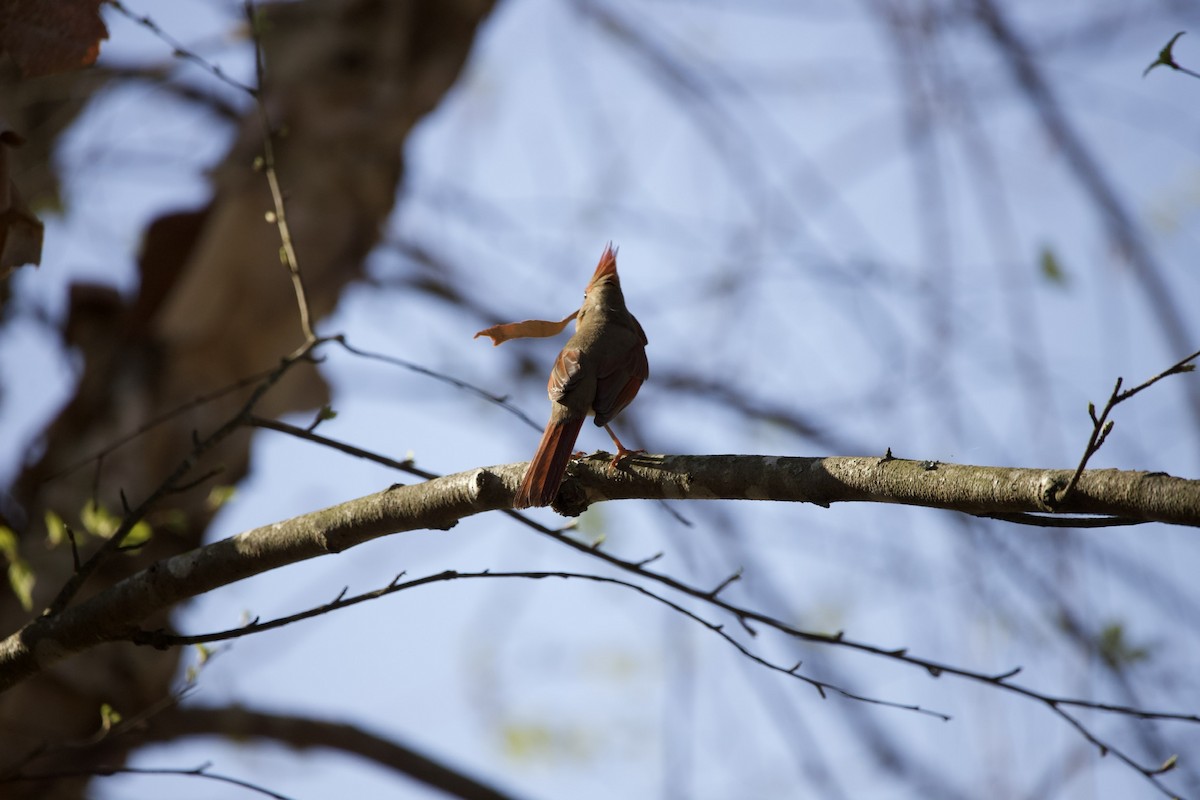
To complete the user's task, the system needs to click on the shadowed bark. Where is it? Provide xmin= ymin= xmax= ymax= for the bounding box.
xmin=0 ymin=2 xmax=495 ymax=797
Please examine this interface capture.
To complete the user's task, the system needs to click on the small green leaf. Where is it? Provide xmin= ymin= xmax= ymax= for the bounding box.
xmin=207 ymin=485 xmax=237 ymax=511
xmin=1156 ymin=754 xmax=1178 ymax=774
xmin=317 ymin=405 xmax=337 ymax=422
xmin=1144 ymin=31 xmax=1186 ymax=77
xmin=99 ymin=703 xmax=122 ymax=731
xmin=0 ymin=528 xmax=34 ymax=611
xmin=44 ymin=510 xmax=67 ymax=547
xmin=1097 ymin=621 xmax=1153 ymax=670
xmin=1039 ymin=246 xmax=1068 ymax=286
xmin=80 ymin=503 xmax=120 ymax=539
xmin=502 ymin=724 xmax=554 ymax=760
xmin=0 ymin=526 xmax=17 ymax=560
xmin=122 ymin=520 xmax=154 ymax=550
xmin=160 ymin=508 xmax=189 ymax=533
xmin=7 ymin=559 xmax=35 ymax=611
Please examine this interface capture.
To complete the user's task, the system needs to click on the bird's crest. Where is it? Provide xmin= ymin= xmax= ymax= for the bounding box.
xmin=589 ymin=242 xmax=620 ymax=287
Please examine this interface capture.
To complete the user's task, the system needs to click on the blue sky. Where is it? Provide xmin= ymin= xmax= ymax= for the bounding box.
xmin=3 ymin=1 xmax=1200 ymax=798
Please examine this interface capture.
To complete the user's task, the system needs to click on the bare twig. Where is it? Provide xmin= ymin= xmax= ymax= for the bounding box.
xmin=1058 ymin=348 xmax=1199 ymax=502
xmin=132 ymin=569 xmax=951 ymax=721
xmin=973 ymin=0 xmax=1200 ymax=431
xmin=45 ymin=339 xmax=327 ymax=615
xmin=248 ymin=416 xmax=439 ymax=480
xmin=518 ymin=527 xmax=1195 ymax=797
xmin=243 ymin=0 xmax=316 ymax=347
xmin=105 ymin=1 xmax=257 ymax=95
xmin=5 ymin=763 xmax=293 ymax=800
xmin=978 ymin=513 xmax=1143 ymax=528
xmin=334 ymin=336 xmax=542 ymax=431
xmin=144 ymin=706 xmax=523 ymax=800
xmin=41 ymin=367 xmax=277 ymax=484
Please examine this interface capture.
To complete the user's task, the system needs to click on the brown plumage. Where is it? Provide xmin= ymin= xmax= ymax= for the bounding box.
xmin=513 ymin=244 xmax=648 ymax=508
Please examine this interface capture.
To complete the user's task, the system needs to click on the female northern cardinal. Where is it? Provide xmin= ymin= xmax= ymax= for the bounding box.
xmin=513 ymin=245 xmax=648 ymax=508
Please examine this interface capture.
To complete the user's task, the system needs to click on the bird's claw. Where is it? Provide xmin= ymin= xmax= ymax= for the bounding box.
xmin=608 ymin=448 xmax=645 ymax=471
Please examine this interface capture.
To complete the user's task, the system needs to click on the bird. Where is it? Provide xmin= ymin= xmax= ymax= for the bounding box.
xmin=513 ymin=244 xmax=648 ymax=508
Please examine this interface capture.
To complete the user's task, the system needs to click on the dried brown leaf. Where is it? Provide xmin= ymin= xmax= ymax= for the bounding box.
xmin=0 ymin=0 xmax=109 ymax=78
xmin=474 ymin=310 xmax=578 ymax=346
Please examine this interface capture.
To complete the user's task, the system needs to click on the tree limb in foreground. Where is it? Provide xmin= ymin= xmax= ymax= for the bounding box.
xmin=1 ymin=453 xmax=1197 ymax=694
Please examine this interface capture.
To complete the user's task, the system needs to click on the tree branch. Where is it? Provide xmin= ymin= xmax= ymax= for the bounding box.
xmin=567 ymin=453 xmax=1199 ymax=527
xmin=144 ymin=706 xmax=526 ymax=800
xmin=6 ymin=763 xmax=293 ymax=800
xmin=2 ymin=453 xmax=1197 ymax=694
xmin=1058 ymin=348 xmax=1199 ymax=502
xmin=132 ymin=569 xmax=951 ymax=721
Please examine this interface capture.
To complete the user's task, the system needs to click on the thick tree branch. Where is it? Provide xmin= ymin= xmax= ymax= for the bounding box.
xmin=145 ymin=706 xmax=525 ymax=800
xmin=2 ymin=454 xmax=1196 ymax=694
xmin=573 ymin=453 xmax=1198 ymax=527
xmin=0 ymin=466 xmax=500 ymax=693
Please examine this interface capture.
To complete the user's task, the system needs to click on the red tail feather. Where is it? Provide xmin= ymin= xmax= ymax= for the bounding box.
xmin=513 ymin=415 xmax=586 ymax=508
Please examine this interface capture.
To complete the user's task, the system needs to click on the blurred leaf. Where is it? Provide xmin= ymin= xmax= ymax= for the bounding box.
xmin=7 ymin=558 xmax=35 ymax=611
xmin=122 ymin=520 xmax=154 ymax=550
xmin=503 ymin=724 xmax=553 ymax=760
xmin=44 ymin=509 xmax=67 ymax=547
xmin=0 ymin=526 xmax=16 ymax=560
xmin=99 ymin=702 xmax=122 ymax=732
xmin=1097 ymin=622 xmax=1153 ymax=670
xmin=207 ymin=485 xmax=237 ymax=511
xmin=575 ymin=506 xmax=607 ymax=545
xmin=1039 ymin=246 xmax=1068 ymax=286
xmin=0 ymin=527 xmax=33 ymax=612
xmin=501 ymin=721 xmax=593 ymax=763
xmin=80 ymin=502 xmax=119 ymax=539
xmin=1144 ymin=31 xmax=1186 ymax=76
xmin=160 ymin=507 xmax=190 ymax=533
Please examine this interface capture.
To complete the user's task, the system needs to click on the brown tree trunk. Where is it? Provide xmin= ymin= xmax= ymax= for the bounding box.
xmin=0 ymin=2 xmax=495 ymax=796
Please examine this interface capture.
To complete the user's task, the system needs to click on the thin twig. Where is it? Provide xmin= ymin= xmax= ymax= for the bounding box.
xmin=45 ymin=340 xmax=326 ymax=615
xmin=517 ymin=525 xmax=1196 ymax=796
xmin=1058 ymin=348 xmax=1199 ymax=502
xmin=105 ymin=1 xmax=257 ymax=95
xmin=243 ymin=0 xmax=316 ymax=346
xmin=248 ymin=417 xmax=439 ymax=480
xmin=132 ymin=569 xmax=951 ymax=721
xmin=5 ymin=763 xmax=292 ymax=800
xmin=334 ymin=336 xmax=542 ymax=431
xmin=978 ymin=513 xmax=1144 ymax=528
xmin=41 ymin=367 xmax=276 ymax=484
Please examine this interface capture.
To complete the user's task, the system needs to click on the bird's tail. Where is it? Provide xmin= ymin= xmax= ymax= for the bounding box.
xmin=513 ymin=415 xmax=585 ymax=508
